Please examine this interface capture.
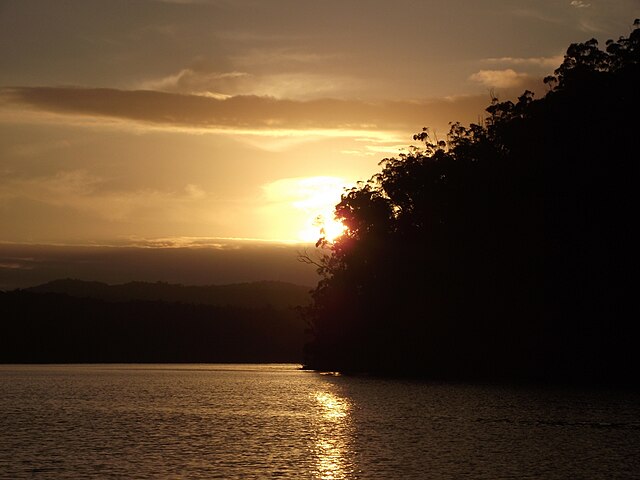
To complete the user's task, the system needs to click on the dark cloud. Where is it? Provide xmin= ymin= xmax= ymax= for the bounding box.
xmin=0 ymin=241 xmax=319 ymax=290
xmin=2 ymin=86 xmax=499 ymax=133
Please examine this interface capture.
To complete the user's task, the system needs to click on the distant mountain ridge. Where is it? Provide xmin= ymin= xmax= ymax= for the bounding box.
xmin=0 ymin=289 xmax=305 ymax=363
xmin=26 ymin=278 xmax=311 ymax=309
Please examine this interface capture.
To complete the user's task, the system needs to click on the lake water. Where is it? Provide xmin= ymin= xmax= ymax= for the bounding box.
xmin=1 ymin=364 xmax=639 ymax=479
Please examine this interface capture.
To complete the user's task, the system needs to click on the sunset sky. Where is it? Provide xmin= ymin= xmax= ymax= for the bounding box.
xmin=1 ymin=0 xmax=637 ymax=287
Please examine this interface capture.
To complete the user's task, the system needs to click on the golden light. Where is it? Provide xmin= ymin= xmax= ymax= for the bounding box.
xmin=315 ymin=391 xmax=350 ymax=420
xmin=292 ymin=177 xmax=347 ymax=243
xmin=312 ymin=389 xmax=354 ymax=479
xmin=261 ymin=176 xmax=348 ymax=243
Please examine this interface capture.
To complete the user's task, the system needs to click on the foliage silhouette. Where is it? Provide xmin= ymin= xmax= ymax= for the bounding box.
xmin=303 ymin=22 xmax=640 ymax=383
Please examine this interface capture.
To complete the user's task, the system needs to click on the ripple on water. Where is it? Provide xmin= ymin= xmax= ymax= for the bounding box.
xmin=1 ymin=365 xmax=639 ymax=479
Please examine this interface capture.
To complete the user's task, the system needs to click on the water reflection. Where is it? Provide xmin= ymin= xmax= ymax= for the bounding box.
xmin=312 ymin=386 xmax=356 ymax=479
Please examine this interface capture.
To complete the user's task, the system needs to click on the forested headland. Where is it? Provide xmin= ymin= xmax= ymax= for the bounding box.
xmin=303 ymin=22 xmax=639 ymax=384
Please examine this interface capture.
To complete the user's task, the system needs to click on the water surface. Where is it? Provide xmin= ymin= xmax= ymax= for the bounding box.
xmin=1 ymin=364 xmax=639 ymax=479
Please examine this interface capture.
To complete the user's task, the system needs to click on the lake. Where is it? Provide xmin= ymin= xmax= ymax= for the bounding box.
xmin=1 ymin=364 xmax=639 ymax=479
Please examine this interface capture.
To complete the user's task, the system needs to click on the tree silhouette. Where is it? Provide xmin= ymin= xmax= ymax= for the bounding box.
xmin=303 ymin=22 xmax=640 ymax=382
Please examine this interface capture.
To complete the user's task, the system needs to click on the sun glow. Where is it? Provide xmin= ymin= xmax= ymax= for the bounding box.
xmin=262 ymin=176 xmax=348 ymax=243
xmin=293 ymin=178 xmax=348 ymax=243
xmin=298 ymin=212 xmax=347 ymax=244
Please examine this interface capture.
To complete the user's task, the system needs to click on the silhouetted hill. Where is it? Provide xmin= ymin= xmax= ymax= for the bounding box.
xmin=26 ymin=278 xmax=310 ymax=309
xmin=0 ymin=290 xmax=305 ymax=363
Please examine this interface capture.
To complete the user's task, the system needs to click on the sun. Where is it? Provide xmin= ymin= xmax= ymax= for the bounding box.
xmin=298 ymin=212 xmax=347 ymax=244
xmin=294 ymin=177 xmax=347 ymax=243
xmin=261 ymin=176 xmax=349 ymax=243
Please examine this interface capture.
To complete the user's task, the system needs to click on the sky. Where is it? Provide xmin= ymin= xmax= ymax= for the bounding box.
xmin=0 ymin=0 xmax=638 ymax=287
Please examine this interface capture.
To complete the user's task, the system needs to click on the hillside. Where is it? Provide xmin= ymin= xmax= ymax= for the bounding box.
xmin=0 ymin=289 xmax=306 ymax=363
xmin=26 ymin=278 xmax=311 ymax=309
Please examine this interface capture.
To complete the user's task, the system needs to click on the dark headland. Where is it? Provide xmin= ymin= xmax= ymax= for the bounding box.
xmin=301 ymin=24 xmax=640 ymax=386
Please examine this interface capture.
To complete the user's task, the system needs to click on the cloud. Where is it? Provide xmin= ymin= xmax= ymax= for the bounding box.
xmin=0 ymin=261 xmax=32 ymax=270
xmin=1 ymin=86 xmax=494 ymax=137
xmin=262 ymin=176 xmax=348 ymax=207
xmin=140 ymin=67 xmax=354 ymax=100
xmin=150 ymin=0 xmax=235 ymax=4
xmin=0 ymin=169 xmax=212 ymax=222
xmin=570 ymin=1 xmax=591 ymax=8
xmin=7 ymin=139 xmax=75 ymax=158
xmin=140 ymin=69 xmax=246 ymax=98
xmin=231 ymin=48 xmax=335 ymax=69
xmin=184 ymin=184 xmax=206 ymax=199
xmin=510 ymin=8 xmax=563 ymax=24
xmin=482 ymin=55 xmax=564 ymax=69
xmin=469 ymin=69 xmax=531 ymax=89
xmin=0 ymin=241 xmax=319 ymax=290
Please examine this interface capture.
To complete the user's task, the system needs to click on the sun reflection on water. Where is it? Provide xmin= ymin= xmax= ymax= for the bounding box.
xmin=312 ymin=388 xmax=355 ymax=479
xmin=316 ymin=391 xmax=349 ymax=420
